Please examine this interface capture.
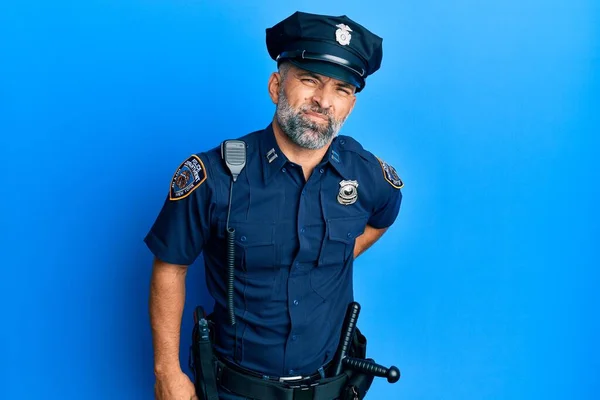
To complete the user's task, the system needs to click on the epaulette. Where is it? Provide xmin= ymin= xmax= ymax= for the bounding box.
xmin=336 ymin=135 xmax=380 ymax=166
xmin=338 ymin=136 xmax=404 ymax=189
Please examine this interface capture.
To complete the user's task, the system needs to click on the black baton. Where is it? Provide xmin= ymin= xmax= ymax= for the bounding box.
xmin=332 ymin=302 xmax=361 ymax=376
xmin=343 ymin=356 xmax=400 ymax=383
xmin=332 ymin=302 xmax=401 ymax=384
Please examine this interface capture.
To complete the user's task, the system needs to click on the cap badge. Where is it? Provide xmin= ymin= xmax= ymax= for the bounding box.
xmin=338 ymin=180 xmax=359 ymax=205
xmin=335 ymin=23 xmax=352 ymax=46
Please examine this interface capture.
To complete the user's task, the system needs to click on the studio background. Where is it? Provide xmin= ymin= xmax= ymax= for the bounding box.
xmin=1 ymin=1 xmax=598 ymax=399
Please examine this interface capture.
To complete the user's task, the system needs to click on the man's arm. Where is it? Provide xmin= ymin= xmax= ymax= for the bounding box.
xmin=149 ymin=257 xmax=189 ymax=376
xmin=354 ymin=224 xmax=388 ymax=258
xmin=149 ymin=257 xmax=197 ymax=400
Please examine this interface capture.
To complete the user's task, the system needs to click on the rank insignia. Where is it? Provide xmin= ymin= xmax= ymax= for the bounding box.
xmin=338 ymin=180 xmax=359 ymax=205
xmin=377 ymin=158 xmax=404 ymax=189
xmin=169 ymin=155 xmax=207 ymax=200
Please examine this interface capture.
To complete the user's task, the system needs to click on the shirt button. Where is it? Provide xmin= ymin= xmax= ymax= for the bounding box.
xmin=241 ymin=236 xmax=247 ymax=242
xmin=347 ymin=232 xmax=352 ymax=238
xmin=292 ymin=335 xmax=297 ymax=341
xmin=300 ymin=227 xmax=305 ymax=233
xmin=340 ymin=139 xmax=346 ymax=145
xmin=293 ymin=299 xmax=299 ymax=306
xmin=288 ymin=369 xmax=295 ymax=375
xmin=319 ymin=168 xmax=324 ymax=174
xmin=282 ymin=167 xmax=287 ymax=172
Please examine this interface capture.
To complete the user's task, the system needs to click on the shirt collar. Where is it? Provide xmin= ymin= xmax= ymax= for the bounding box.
xmin=324 ymin=136 xmax=353 ymax=180
xmin=260 ymin=125 xmax=353 ymax=183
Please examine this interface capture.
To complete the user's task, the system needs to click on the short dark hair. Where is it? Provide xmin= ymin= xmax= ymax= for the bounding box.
xmin=278 ymin=61 xmax=293 ymax=82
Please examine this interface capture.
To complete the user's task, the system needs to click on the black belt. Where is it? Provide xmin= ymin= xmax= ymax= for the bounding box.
xmin=215 ymin=359 xmax=349 ymax=400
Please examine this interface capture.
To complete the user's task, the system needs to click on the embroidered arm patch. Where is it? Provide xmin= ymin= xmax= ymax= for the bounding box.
xmin=169 ymin=155 xmax=207 ymax=200
xmin=377 ymin=157 xmax=404 ymax=189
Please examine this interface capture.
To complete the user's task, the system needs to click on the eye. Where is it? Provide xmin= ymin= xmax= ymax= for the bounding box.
xmin=337 ymin=87 xmax=352 ymax=96
xmin=302 ymin=78 xmax=318 ymax=86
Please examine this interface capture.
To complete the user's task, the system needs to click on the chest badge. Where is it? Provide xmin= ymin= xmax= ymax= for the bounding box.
xmin=338 ymin=180 xmax=359 ymax=205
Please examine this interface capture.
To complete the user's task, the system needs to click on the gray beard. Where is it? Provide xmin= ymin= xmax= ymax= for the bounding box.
xmin=275 ymin=89 xmax=345 ymax=150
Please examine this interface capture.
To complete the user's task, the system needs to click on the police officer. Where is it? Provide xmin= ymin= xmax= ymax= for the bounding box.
xmin=145 ymin=11 xmax=403 ymax=400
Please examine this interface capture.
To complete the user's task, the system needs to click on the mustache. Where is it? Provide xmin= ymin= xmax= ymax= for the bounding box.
xmin=301 ymin=105 xmax=332 ymax=119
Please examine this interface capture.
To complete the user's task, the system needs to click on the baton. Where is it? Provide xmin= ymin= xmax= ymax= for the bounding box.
xmin=343 ymin=356 xmax=400 ymax=383
xmin=332 ymin=302 xmax=361 ymax=376
xmin=332 ymin=301 xmax=401 ymax=384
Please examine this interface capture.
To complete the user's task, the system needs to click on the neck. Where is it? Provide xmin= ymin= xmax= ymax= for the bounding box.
xmin=271 ymin=118 xmax=330 ymax=179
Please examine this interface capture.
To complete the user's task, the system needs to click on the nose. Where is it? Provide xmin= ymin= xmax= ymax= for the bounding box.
xmin=311 ymin=86 xmax=334 ymax=111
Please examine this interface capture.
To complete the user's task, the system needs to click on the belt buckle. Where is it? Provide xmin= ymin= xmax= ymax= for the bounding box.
xmin=279 ymin=375 xmax=305 ymax=383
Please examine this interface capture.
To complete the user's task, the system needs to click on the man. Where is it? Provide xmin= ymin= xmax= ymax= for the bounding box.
xmin=145 ymin=11 xmax=403 ymax=400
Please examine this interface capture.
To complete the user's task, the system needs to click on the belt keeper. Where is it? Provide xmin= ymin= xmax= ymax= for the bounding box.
xmin=291 ymin=385 xmax=316 ymax=400
xmin=317 ymin=367 xmax=325 ymax=380
xmin=215 ymin=362 xmax=224 ymax=383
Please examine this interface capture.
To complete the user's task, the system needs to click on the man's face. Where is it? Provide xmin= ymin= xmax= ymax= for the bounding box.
xmin=272 ymin=64 xmax=357 ymax=150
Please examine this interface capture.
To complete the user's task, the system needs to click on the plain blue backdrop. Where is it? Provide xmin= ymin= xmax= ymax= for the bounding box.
xmin=1 ymin=1 xmax=598 ymax=399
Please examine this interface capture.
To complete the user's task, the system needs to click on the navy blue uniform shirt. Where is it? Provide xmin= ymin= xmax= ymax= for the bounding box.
xmin=145 ymin=123 xmax=403 ymax=377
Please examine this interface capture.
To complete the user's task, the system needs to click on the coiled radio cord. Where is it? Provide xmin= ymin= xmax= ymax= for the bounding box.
xmin=226 ymin=180 xmax=236 ymax=326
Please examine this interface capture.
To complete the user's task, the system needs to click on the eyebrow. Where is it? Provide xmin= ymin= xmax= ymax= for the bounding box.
xmin=296 ymin=71 xmax=355 ymax=91
xmin=296 ymin=71 xmax=323 ymax=81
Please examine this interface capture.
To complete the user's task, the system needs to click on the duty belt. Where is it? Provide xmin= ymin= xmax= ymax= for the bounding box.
xmin=215 ymin=359 xmax=350 ymax=400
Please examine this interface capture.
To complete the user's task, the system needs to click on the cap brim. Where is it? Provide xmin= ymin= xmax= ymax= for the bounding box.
xmin=286 ymin=59 xmax=364 ymax=92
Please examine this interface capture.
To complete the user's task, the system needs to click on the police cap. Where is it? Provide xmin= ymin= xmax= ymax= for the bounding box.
xmin=266 ymin=11 xmax=383 ymax=92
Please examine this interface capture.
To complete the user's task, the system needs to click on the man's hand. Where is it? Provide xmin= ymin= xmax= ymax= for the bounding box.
xmin=154 ymin=370 xmax=198 ymax=400
xmin=354 ymin=225 xmax=388 ymax=258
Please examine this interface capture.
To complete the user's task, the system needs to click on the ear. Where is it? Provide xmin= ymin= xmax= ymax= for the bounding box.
xmin=268 ymin=72 xmax=282 ymax=104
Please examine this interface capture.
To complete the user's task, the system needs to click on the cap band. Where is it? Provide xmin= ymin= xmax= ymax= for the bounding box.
xmin=277 ymin=50 xmax=366 ymax=78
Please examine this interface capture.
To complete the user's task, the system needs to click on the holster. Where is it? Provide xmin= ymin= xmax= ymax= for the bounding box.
xmin=341 ymin=328 xmax=374 ymax=400
xmin=189 ymin=308 xmax=219 ymax=400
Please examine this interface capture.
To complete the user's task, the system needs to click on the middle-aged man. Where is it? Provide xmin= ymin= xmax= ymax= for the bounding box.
xmin=145 ymin=11 xmax=404 ymax=400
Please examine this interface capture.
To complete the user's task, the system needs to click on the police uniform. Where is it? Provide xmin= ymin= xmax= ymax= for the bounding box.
xmin=145 ymin=11 xmax=403 ymax=400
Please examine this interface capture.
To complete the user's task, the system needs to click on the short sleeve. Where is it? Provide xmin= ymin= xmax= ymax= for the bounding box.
xmin=144 ymin=154 xmax=213 ymax=265
xmin=367 ymin=158 xmax=403 ymax=229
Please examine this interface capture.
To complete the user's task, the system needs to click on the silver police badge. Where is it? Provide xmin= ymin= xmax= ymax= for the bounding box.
xmin=338 ymin=180 xmax=359 ymax=205
xmin=335 ymin=23 xmax=352 ymax=46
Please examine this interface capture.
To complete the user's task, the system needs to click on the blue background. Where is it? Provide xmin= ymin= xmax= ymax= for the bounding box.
xmin=1 ymin=1 xmax=598 ymax=399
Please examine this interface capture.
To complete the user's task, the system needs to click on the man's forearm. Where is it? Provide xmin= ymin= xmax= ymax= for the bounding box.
xmin=149 ymin=258 xmax=189 ymax=376
xmin=354 ymin=225 xmax=388 ymax=258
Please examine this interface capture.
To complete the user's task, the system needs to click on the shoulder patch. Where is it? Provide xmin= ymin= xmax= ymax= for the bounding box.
xmin=169 ymin=155 xmax=207 ymax=201
xmin=377 ymin=157 xmax=404 ymax=189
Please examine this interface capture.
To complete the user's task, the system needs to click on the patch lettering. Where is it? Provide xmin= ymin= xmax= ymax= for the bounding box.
xmin=377 ymin=157 xmax=404 ymax=189
xmin=169 ymin=155 xmax=207 ymax=200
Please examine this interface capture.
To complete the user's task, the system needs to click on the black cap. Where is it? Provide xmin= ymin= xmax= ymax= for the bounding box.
xmin=266 ymin=11 xmax=383 ymax=92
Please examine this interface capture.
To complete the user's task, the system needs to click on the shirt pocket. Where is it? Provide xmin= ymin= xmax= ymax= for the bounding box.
xmin=318 ymin=214 xmax=368 ymax=267
xmin=217 ymin=220 xmax=276 ymax=278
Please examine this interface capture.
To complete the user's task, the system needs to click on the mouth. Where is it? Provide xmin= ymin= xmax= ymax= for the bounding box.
xmin=304 ymin=110 xmax=329 ymax=122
